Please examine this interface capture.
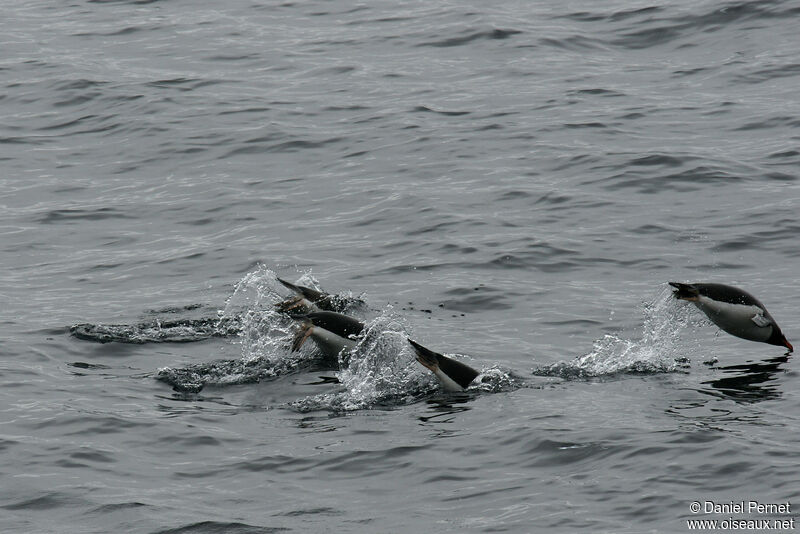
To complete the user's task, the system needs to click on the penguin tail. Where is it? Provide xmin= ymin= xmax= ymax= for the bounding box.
xmin=669 ymin=282 xmax=700 ymax=301
xmin=408 ymin=338 xmax=440 ymax=372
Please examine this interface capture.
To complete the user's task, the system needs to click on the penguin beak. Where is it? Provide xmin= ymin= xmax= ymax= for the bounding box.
xmin=784 ymin=338 xmax=793 ymax=353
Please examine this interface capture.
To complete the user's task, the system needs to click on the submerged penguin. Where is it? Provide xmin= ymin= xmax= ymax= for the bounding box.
xmin=669 ymin=282 xmax=792 ymax=352
xmin=408 ymin=339 xmax=480 ymax=392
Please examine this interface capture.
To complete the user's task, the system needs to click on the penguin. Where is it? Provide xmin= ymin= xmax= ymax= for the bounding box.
xmin=276 ymin=277 xmax=362 ymax=314
xmin=408 ymin=339 xmax=480 ymax=392
xmin=291 ymin=311 xmax=365 ymax=361
xmin=669 ymin=282 xmax=792 ymax=352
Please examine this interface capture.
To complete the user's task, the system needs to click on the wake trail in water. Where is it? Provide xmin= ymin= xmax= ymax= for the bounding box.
xmin=70 ymin=316 xmax=242 ymax=344
xmin=68 ymin=268 xmax=700 ymax=402
xmin=535 ymin=286 xmax=697 ymax=379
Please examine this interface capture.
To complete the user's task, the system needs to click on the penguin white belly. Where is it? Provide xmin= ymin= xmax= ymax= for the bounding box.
xmin=433 ymin=368 xmax=466 ymax=392
xmin=694 ymin=297 xmax=771 ymax=342
xmin=310 ymin=327 xmax=357 ymax=360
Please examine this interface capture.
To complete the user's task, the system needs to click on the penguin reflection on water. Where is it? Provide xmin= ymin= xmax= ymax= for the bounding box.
xmin=670 ymin=282 xmax=793 ymax=352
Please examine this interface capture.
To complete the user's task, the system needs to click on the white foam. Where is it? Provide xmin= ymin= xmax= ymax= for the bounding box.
xmin=538 ymin=286 xmax=699 ymax=378
xmin=292 ymin=308 xmax=435 ymax=411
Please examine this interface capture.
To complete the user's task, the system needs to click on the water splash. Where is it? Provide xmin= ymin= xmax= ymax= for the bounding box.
xmin=290 ymin=315 xmax=525 ymax=412
xmin=535 ymin=286 xmax=696 ymax=378
xmin=289 ymin=309 xmax=436 ymax=412
xmin=156 ymin=265 xmax=521 ymax=404
xmin=156 ymin=266 xmax=331 ymax=392
xmin=222 ymin=265 xmax=299 ymax=364
xmin=473 ymin=365 xmax=526 ymax=392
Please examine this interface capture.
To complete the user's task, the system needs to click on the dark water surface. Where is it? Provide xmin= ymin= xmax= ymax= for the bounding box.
xmin=2 ymin=0 xmax=799 ymax=532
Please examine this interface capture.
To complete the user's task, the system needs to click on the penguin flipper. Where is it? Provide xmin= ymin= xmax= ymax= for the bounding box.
xmin=751 ymin=313 xmax=772 ymax=328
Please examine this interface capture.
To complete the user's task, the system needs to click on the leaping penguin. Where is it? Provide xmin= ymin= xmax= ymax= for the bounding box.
xmin=408 ymin=339 xmax=480 ymax=392
xmin=669 ymin=282 xmax=792 ymax=352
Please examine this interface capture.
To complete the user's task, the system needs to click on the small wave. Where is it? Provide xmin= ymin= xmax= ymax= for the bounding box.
xmin=558 ymin=2 xmax=797 ymax=52
xmin=37 ymin=207 xmax=135 ymax=224
xmin=417 ymin=28 xmax=521 ymax=48
xmin=537 ymin=36 xmax=607 ymax=52
xmin=559 ymin=6 xmax=663 ymax=23
xmin=734 ymin=62 xmax=800 ymax=85
xmin=535 ymin=286 xmax=695 ymax=379
xmin=412 ymin=106 xmax=471 ymax=117
xmin=438 ymin=286 xmax=514 ymax=312
xmin=151 ymin=521 xmax=289 ymax=534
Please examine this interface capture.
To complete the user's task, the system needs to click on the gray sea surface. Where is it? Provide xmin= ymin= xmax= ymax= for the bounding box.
xmin=2 ymin=0 xmax=799 ymax=532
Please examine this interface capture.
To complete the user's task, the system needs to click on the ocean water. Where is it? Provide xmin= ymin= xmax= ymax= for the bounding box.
xmin=2 ymin=0 xmax=799 ymax=532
